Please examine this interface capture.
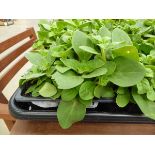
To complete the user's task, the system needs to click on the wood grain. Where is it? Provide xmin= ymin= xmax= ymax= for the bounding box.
xmin=0 ymin=28 xmax=36 ymax=53
xmin=0 ymin=28 xmax=37 ymax=131
xmin=0 ymin=39 xmax=34 ymax=72
xmin=0 ymin=57 xmax=28 ymax=91
xmin=0 ymin=103 xmax=15 ymax=120
xmin=11 ymin=120 xmax=155 ymax=135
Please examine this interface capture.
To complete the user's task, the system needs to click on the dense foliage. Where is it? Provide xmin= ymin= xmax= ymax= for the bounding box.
xmin=20 ymin=19 xmax=155 ymax=129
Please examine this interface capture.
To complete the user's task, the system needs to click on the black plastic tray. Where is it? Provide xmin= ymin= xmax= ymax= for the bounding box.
xmin=9 ymin=86 xmax=155 ymax=123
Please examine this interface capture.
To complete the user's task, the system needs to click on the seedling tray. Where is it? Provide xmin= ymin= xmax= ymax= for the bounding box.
xmin=9 ymin=86 xmax=155 ymax=123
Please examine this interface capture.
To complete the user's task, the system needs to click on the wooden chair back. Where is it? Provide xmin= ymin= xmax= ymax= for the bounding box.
xmin=0 ymin=28 xmax=37 ymax=104
xmin=0 ymin=27 xmax=37 ymax=130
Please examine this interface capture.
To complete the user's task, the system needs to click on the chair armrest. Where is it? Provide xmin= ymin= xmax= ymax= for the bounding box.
xmin=0 ymin=103 xmax=15 ymax=120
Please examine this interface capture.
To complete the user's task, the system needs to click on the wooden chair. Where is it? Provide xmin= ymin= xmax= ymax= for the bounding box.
xmin=1 ymin=28 xmax=155 ymax=134
xmin=0 ymin=28 xmax=37 ymax=131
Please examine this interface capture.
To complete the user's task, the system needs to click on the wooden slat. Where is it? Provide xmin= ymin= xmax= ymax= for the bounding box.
xmin=0 ymin=39 xmax=34 ymax=72
xmin=0 ymin=28 xmax=36 ymax=53
xmin=4 ymin=120 xmax=15 ymax=131
xmin=0 ymin=28 xmax=37 ymax=128
xmin=0 ymin=103 xmax=15 ymax=120
xmin=0 ymin=93 xmax=8 ymax=104
xmin=11 ymin=121 xmax=155 ymax=135
xmin=0 ymin=57 xmax=28 ymax=91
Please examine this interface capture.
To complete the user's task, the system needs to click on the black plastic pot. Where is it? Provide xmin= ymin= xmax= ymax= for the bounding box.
xmin=9 ymin=86 xmax=155 ymax=123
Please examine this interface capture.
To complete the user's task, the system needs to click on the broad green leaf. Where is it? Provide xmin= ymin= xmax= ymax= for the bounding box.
xmin=79 ymin=98 xmax=92 ymax=107
xmin=132 ymin=88 xmax=155 ymax=120
xmin=39 ymin=20 xmax=51 ymax=31
xmin=61 ymin=34 xmax=71 ymax=43
xmin=98 ymin=26 xmax=111 ymax=38
xmin=116 ymin=94 xmax=130 ymax=107
xmin=79 ymin=81 xmax=96 ymax=100
xmin=82 ymin=67 xmax=107 ymax=78
xmin=103 ymin=61 xmax=116 ymax=75
xmin=50 ymin=45 xmax=67 ymax=58
xmin=57 ymin=99 xmax=86 ymax=129
xmin=112 ymin=46 xmax=139 ymax=61
xmin=63 ymin=20 xmax=77 ymax=27
xmin=21 ymin=73 xmax=45 ymax=80
xmin=102 ymin=86 xmax=115 ymax=98
xmin=109 ymin=57 xmax=145 ymax=87
xmin=72 ymin=30 xmax=94 ymax=61
xmin=94 ymin=85 xmax=103 ymax=98
xmin=79 ymin=46 xmax=99 ymax=55
xmin=25 ymin=52 xmax=48 ymax=69
xmin=52 ymin=71 xmax=84 ymax=89
xmin=60 ymin=58 xmax=79 ymax=72
xmin=61 ymin=88 xmax=78 ymax=101
xmin=55 ymin=65 xmax=70 ymax=73
xmin=112 ymin=28 xmax=132 ymax=46
xmin=117 ymin=87 xmax=126 ymax=94
xmin=52 ymin=89 xmax=62 ymax=99
xmin=116 ymin=88 xmax=130 ymax=107
xmin=39 ymin=82 xmax=57 ymax=97
xmin=61 ymin=57 xmax=105 ymax=74
xmin=94 ymin=85 xmax=114 ymax=98
xmin=79 ymin=21 xmax=92 ymax=28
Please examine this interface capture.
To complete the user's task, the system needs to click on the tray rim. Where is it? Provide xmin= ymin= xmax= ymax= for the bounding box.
xmin=8 ymin=87 xmax=155 ymax=124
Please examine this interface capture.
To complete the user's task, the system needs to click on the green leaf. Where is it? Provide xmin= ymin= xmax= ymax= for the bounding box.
xmin=112 ymin=46 xmax=139 ymax=61
xmin=98 ymin=75 xmax=109 ymax=86
xmin=136 ymin=78 xmax=150 ymax=94
xmin=79 ymin=81 xmax=96 ymax=100
xmin=109 ymin=57 xmax=145 ymax=87
xmin=52 ymin=71 xmax=84 ymax=89
xmin=21 ymin=73 xmax=45 ymax=80
xmin=98 ymin=26 xmax=111 ymax=38
xmin=101 ymin=86 xmax=115 ymax=98
xmin=82 ymin=67 xmax=107 ymax=78
xmin=25 ymin=84 xmax=37 ymax=94
xmin=39 ymin=20 xmax=51 ymax=31
xmin=147 ymin=87 xmax=155 ymax=101
xmin=61 ymin=88 xmax=78 ymax=101
xmin=79 ymin=46 xmax=99 ymax=55
xmin=116 ymin=88 xmax=130 ymax=107
xmin=72 ymin=30 xmax=94 ymax=61
xmin=39 ymin=82 xmax=57 ymax=97
xmin=112 ymin=28 xmax=132 ymax=46
xmin=25 ymin=52 xmax=48 ymax=69
xmin=94 ymin=85 xmax=103 ymax=98
xmin=117 ymin=87 xmax=126 ymax=94
xmin=52 ymin=89 xmax=62 ymax=99
xmin=60 ymin=58 xmax=79 ymax=72
xmin=57 ymin=99 xmax=86 ymax=129
xmin=139 ymin=43 xmax=154 ymax=54
xmin=116 ymin=94 xmax=130 ymax=107
xmin=55 ymin=65 xmax=70 ymax=73
xmin=30 ymin=83 xmax=45 ymax=97
xmin=103 ymin=61 xmax=116 ymax=75
xmin=79 ymin=98 xmax=92 ymax=107
xmin=61 ymin=57 xmax=105 ymax=74
xmin=132 ymin=88 xmax=155 ymax=120
xmin=145 ymin=68 xmax=154 ymax=78
xmin=50 ymin=45 xmax=67 ymax=58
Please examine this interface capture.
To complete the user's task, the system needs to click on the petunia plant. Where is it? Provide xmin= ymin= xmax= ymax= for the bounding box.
xmin=20 ymin=19 xmax=155 ymax=129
